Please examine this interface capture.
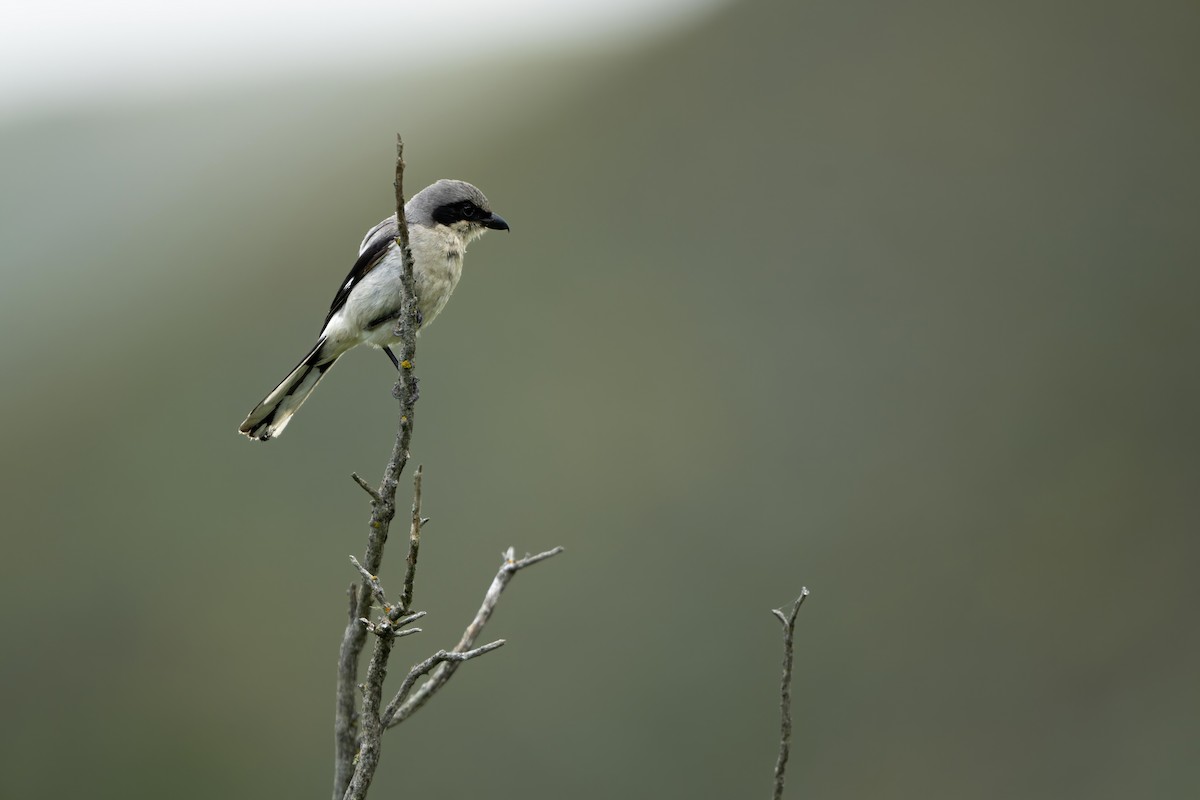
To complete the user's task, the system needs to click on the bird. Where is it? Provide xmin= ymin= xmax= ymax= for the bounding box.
xmin=238 ymin=179 xmax=509 ymax=441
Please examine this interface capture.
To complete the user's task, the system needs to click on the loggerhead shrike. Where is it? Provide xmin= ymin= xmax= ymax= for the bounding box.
xmin=238 ymin=179 xmax=509 ymax=441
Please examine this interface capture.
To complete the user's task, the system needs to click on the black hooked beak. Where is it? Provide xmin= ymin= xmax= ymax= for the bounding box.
xmin=483 ymin=212 xmax=510 ymax=231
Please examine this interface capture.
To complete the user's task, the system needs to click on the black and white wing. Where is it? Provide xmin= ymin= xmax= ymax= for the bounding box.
xmin=320 ymin=215 xmax=401 ymax=331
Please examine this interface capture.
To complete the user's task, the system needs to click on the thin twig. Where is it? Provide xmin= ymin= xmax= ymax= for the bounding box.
xmin=382 ymin=546 xmax=565 ymax=729
xmin=349 ymin=556 xmax=388 ymax=609
xmin=348 ymin=556 xmax=430 ymax=630
xmin=350 ymin=472 xmax=384 ymax=505
xmin=771 ymin=589 xmax=809 ymax=800
xmin=332 ymin=134 xmax=419 ymax=800
xmin=397 ymin=466 xmax=423 ymax=616
xmin=382 ymin=641 xmax=506 ymax=725
xmin=359 ymin=621 xmax=424 ymax=638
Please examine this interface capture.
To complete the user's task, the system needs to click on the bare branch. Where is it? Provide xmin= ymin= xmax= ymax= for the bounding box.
xmin=349 ymin=556 xmax=388 ymax=610
xmin=391 ymin=133 xmax=413 ymax=263
xmin=349 ymin=554 xmax=429 ymax=635
xmin=383 ymin=546 xmax=565 ymax=729
xmin=381 ymin=641 xmax=506 ymax=726
xmin=390 ymin=610 xmax=427 ymax=629
xmin=350 ymin=472 xmax=383 ymax=505
xmin=359 ymin=621 xmax=424 ymax=639
xmin=398 ymin=465 xmax=423 ymax=616
xmin=771 ymin=588 xmax=809 ymax=800
xmin=332 ymin=134 xmax=419 ymax=800
xmin=508 ymin=547 xmax=566 ymax=571
xmin=331 ymin=137 xmax=562 ymax=800
xmin=342 ymin=626 xmax=395 ymax=800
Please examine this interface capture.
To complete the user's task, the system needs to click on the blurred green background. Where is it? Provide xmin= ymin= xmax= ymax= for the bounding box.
xmin=2 ymin=0 xmax=1197 ymax=797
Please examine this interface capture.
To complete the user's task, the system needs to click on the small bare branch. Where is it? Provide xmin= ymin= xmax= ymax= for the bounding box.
xmin=771 ymin=588 xmax=809 ymax=800
xmin=390 ymin=610 xmax=426 ymax=629
xmin=350 ymin=541 xmax=430 ymax=631
xmin=507 ymin=546 xmax=565 ymax=570
xmin=381 ymin=640 xmax=506 ymax=727
xmin=349 ymin=556 xmax=388 ymax=609
xmin=397 ymin=466 xmax=423 ymax=616
xmin=360 ymin=620 xmax=424 ymax=638
xmin=350 ymin=472 xmax=383 ymax=505
xmin=391 ymin=133 xmax=412 ymax=261
xmin=383 ymin=546 xmax=564 ymax=729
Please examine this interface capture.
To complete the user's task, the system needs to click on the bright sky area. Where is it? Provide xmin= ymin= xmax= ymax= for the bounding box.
xmin=0 ymin=0 xmax=725 ymax=122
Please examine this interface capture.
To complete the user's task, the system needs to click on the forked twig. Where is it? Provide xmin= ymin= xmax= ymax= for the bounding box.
xmin=384 ymin=546 xmax=565 ymax=728
xmin=771 ymin=589 xmax=810 ymax=800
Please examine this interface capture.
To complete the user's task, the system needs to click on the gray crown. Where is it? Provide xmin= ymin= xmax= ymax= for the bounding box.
xmin=406 ymin=179 xmax=492 ymax=225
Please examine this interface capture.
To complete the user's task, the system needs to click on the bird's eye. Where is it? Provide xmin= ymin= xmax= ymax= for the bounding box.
xmin=460 ymin=203 xmax=478 ymax=219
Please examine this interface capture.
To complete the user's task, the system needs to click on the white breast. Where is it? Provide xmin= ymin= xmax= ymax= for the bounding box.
xmin=320 ymin=224 xmax=469 ymax=353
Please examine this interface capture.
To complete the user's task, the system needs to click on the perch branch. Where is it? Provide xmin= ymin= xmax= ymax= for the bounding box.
xmin=332 ymin=134 xmax=419 ymax=800
xmin=771 ymin=588 xmax=809 ymax=800
xmin=331 ymin=136 xmax=562 ymax=800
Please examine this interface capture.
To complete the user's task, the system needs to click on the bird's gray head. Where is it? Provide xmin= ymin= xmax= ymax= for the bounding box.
xmin=406 ymin=179 xmax=509 ymax=239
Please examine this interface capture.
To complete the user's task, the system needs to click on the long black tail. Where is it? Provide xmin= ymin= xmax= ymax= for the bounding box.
xmin=239 ymin=339 xmax=340 ymax=441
